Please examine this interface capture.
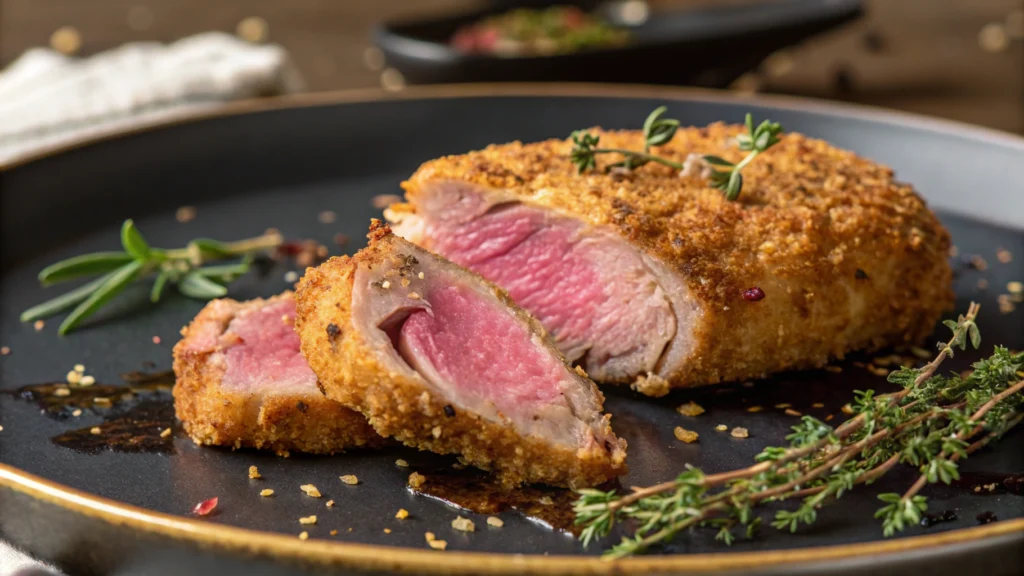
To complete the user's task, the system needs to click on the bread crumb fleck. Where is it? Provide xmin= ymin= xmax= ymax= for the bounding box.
xmin=631 ymin=372 xmax=670 ymax=397
xmin=730 ymin=427 xmax=750 ymax=439
xmin=774 ymin=403 xmax=791 ymax=409
xmin=90 ymin=427 xmax=102 ymax=435
xmin=299 ymin=515 xmax=317 ymax=525
xmin=160 ymin=428 xmax=172 ymax=438
xmin=54 ymin=387 xmax=70 ymax=397
xmin=673 ymin=426 xmax=699 ymax=443
xmin=431 ymin=425 xmax=442 ymax=438
xmin=426 ymin=535 xmax=447 ymax=550
xmin=487 ymin=516 xmax=504 ymax=528
xmin=260 ymin=489 xmax=274 ymax=497
xmin=329 ymin=529 xmax=338 ymax=535
xmin=71 ymin=409 xmax=82 ymax=417
xmin=784 ymin=408 xmax=802 ymax=417
xmin=0 ymin=346 xmax=10 ymax=355
xmin=326 ymin=500 xmax=335 ymax=507
xmin=812 ymin=403 xmax=825 ymax=408
xmin=298 ymin=531 xmax=309 ymax=540
xmin=176 ymin=206 xmax=197 ymax=222
xmin=152 ymin=336 xmax=161 ymax=345
xmin=384 ymin=528 xmax=392 ymax=533
xmin=395 ymin=508 xmax=409 ymax=520
xmin=1008 ymin=281 xmax=1023 ymax=294
xmin=318 ymin=210 xmax=337 ymax=224
xmin=841 ymin=404 xmax=854 ymax=415
xmin=451 ymin=516 xmax=475 ymax=532
xmin=80 ymin=375 xmax=96 ymax=386
xmin=824 ymin=365 xmax=842 ymax=373
xmin=339 ymin=475 xmax=358 ymax=485
xmin=300 ymin=484 xmax=322 ymax=498
xmin=746 ymin=405 xmax=763 ymax=413
xmin=66 ymin=371 xmax=81 ymax=384
xmin=395 ymin=459 xmax=409 ymax=467
xmin=34 ymin=320 xmax=45 ymax=331
xmin=715 ymin=424 xmax=728 ymax=432
xmin=676 ymin=401 xmax=705 ymax=416
xmin=997 ymin=248 xmax=1013 ymax=263
xmin=284 ymin=271 xmax=299 ymax=283
xmin=408 ymin=472 xmax=426 ymax=489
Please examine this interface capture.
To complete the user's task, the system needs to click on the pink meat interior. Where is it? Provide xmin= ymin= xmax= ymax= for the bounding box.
xmin=221 ymin=299 xmax=317 ymax=392
xmin=415 ymin=195 xmax=676 ymax=381
xmin=397 ymin=284 xmax=566 ymax=416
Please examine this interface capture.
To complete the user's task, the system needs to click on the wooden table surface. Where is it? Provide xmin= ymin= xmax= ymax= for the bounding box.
xmin=1 ymin=0 xmax=1021 ymax=134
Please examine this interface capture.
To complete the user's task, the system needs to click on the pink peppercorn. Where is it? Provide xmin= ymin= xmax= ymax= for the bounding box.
xmin=742 ymin=287 xmax=766 ymax=301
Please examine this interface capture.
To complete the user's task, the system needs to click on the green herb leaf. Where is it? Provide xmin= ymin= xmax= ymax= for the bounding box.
xmin=38 ymin=252 xmax=134 ymax=285
xmin=178 ymin=271 xmax=228 ymax=300
xmin=20 ymin=271 xmax=119 ymax=322
xmin=58 ymin=260 xmax=144 ymax=335
xmin=702 ymin=155 xmax=734 ymax=167
xmin=120 ymin=220 xmax=150 ymax=260
xmin=150 ymin=270 xmax=170 ymax=303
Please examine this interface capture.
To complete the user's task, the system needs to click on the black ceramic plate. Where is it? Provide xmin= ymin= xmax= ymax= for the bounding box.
xmin=1 ymin=85 xmax=1022 ymax=576
xmin=375 ymin=0 xmax=862 ymax=87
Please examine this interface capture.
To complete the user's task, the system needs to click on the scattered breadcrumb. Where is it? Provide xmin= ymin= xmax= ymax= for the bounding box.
xmin=372 ymin=194 xmax=403 ymax=209
xmin=0 ymin=425 xmax=3 ymax=432
xmin=418 ymin=272 xmax=425 ymax=279
xmin=425 ymin=532 xmax=447 ymax=550
xmin=825 ymin=414 xmax=835 ymax=421
xmin=977 ymin=278 xmax=990 ymax=290
xmin=824 ymin=365 xmax=843 ymax=373
xmin=867 ymin=364 xmax=890 ymax=377
xmin=34 ymin=320 xmax=45 ymax=331
xmin=299 ymin=515 xmax=317 ymax=525
xmin=812 ymin=403 xmax=825 ymax=409
xmin=970 ymin=255 xmax=989 ymax=270
xmin=774 ymin=403 xmax=791 ymax=409
xmin=298 ymin=531 xmax=309 ymax=540
xmin=396 ymin=508 xmax=409 ymax=520
xmin=74 ymin=363 xmax=85 ymax=372
xmin=910 ymin=346 xmax=931 ymax=359
xmin=71 ymin=409 xmax=82 ymax=417
xmin=0 ymin=346 xmax=10 ymax=355
xmin=329 ymin=529 xmax=338 ymax=536
xmin=326 ymin=500 xmax=335 ymax=508
xmin=93 ymin=397 xmax=111 ymax=405
xmin=784 ymin=408 xmax=802 ymax=417
xmin=539 ymin=496 xmax=554 ymax=506
xmin=715 ymin=424 xmax=728 ymax=432
xmin=339 ymin=475 xmax=358 ymax=485
xmin=80 ymin=375 xmax=96 ymax=386
xmin=730 ymin=427 xmax=750 ymax=439
xmin=90 ymin=426 xmax=102 ymax=435
xmin=54 ymin=387 xmax=70 ymax=397
xmin=949 ymin=245 xmax=959 ymax=258
xmin=676 ymin=401 xmax=705 ymax=417
xmin=631 ymin=372 xmax=670 ymax=397
xmin=487 ymin=517 xmax=504 ymax=528
xmin=746 ymin=406 xmax=763 ymax=413
xmin=408 ymin=472 xmax=426 ymax=489
xmin=160 ymin=428 xmax=172 ymax=438
xmin=841 ymin=404 xmax=854 ymax=415
xmin=176 ymin=206 xmax=197 ymax=223
xmin=300 ymin=484 xmax=322 ymax=498
xmin=1008 ymin=281 xmax=1023 ymax=294
xmin=997 ymin=248 xmax=1013 ymax=264
xmin=395 ymin=459 xmax=409 ymax=467
xmin=431 ymin=425 xmax=442 ymax=438
xmin=248 ymin=465 xmax=261 ymax=479
xmin=152 ymin=336 xmax=161 ymax=345
xmin=318 ymin=210 xmax=337 ymax=224
xmin=673 ymin=426 xmax=699 ymax=444
xmin=333 ymin=233 xmax=349 ymax=247
xmin=997 ymin=294 xmax=1016 ymax=314
xmin=260 ymin=489 xmax=274 ymax=497
xmin=451 ymin=516 xmax=475 ymax=532
xmin=384 ymin=528 xmax=392 ymax=534
xmin=284 ymin=271 xmax=299 ymax=283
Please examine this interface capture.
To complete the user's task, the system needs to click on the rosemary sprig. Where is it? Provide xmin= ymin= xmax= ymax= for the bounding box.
xmin=575 ymin=303 xmax=1024 ymax=558
xmin=21 ymin=220 xmax=283 ymax=334
xmin=568 ymin=108 xmax=783 ymax=201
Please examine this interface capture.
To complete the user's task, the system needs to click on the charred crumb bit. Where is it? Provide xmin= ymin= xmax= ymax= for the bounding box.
xmin=408 ymin=292 xmax=421 ymax=300
xmin=715 ymin=424 xmax=728 ymax=432
xmin=340 ymin=475 xmax=359 ymax=485
xmin=248 ymin=465 xmax=261 ymax=479
xmin=855 ymin=268 xmax=869 ymax=280
xmin=396 ymin=509 xmax=410 ymax=520
xmin=80 ymin=375 xmax=96 ymax=386
xmin=284 ymin=271 xmax=299 ymax=283
xmin=395 ymin=459 xmax=409 ymax=467
xmin=300 ymin=484 xmax=322 ymax=498
xmin=997 ymin=248 xmax=1013 ymax=264
xmin=673 ymin=426 xmax=699 ymax=444
xmin=977 ymin=278 xmax=989 ymax=290
xmin=175 ymin=206 xmax=197 ymax=223
xmin=260 ymin=489 xmax=274 ymax=497
xmin=71 ymin=409 xmax=82 ymax=417
xmin=730 ymin=427 xmax=750 ymax=439
xmin=841 ymin=404 xmax=855 ymax=415
xmin=452 ymin=516 xmax=476 ymax=532
xmin=318 ymin=210 xmax=337 ymax=224
xmin=784 ymin=408 xmax=802 ymax=417
xmin=326 ymin=323 xmax=341 ymax=341
xmin=408 ymin=472 xmax=426 ymax=489
xmin=443 ymin=405 xmax=455 ymax=418
xmin=299 ymin=515 xmax=317 ymax=525
xmin=742 ymin=287 xmax=766 ymax=301
xmin=90 ymin=426 xmax=102 ymax=435
xmin=298 ymin=531 xmax=309 ymax=540
xmin=676 ymin=401 xmax=705 ymax=416
xmin=296 ymin=401 xmax=308 ymax=413
xmin=160 ymin=428 xmax=172 ymax=438
xmin=0 ymin=346 xmax=9 ymax=355
xmin=329 ymin=529 xmax=338 ymax=536
xmin=976 ymin=511 xmax=998 ymax=525
xmin=316 ymin=381 xmax=327 ymax=395
xmin=812 ymin=403 xmax=825 ymax=409
xmin=34 ymin=320 xmax=45 ymax=331
xmin=487 ymin=517 xmax=504 ymax=528
xmin=54 ymin=387 xmax=71 ymax=397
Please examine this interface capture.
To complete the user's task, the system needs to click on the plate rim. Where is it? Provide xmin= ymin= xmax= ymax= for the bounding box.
xmin=2 ymin=83 xmax=1023 ymax=573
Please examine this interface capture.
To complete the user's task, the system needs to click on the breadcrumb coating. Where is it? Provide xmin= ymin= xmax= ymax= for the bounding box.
xmin=172 ymin=293 xmax=383 ymax=455
xmin=399 ymin=124 xmax=954 ymax=389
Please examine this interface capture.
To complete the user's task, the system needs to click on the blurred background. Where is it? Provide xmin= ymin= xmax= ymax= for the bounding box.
xmin=0 ymin=0 xmax=1021 ymax=162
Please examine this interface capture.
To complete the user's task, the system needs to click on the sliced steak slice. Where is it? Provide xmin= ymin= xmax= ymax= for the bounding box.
xmin=172 ymin=292 xmax=381 ymax=455
xmin=392 ymin=123 xmax=953 ymax=393
xmin=294 ymin=221 xmax=627 ymax=488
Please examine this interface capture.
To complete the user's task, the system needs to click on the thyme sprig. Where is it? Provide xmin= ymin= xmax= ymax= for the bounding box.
xmin=21 ymin=220 xmax=283 ymax=334
xmin=575 ymin=303 xmax=1024 ymax=558
xmin=569 ymin=108 xmax=783 ymax=201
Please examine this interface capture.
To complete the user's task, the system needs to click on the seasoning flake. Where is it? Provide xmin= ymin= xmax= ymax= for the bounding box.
xmin=673 ymin=426 xmax=699 ymax=444
xmin=248 ymin=465 xmax=261 ymax=479
xmin=396 ymin=508 xmax=409 ymax=520
xmin=260 ymin=489 xmax=275 ymax=497
xmin=676 ymin=401 xmax=705 ymax=417
xmin=299 ymin=515 xmax=317 ymax=525
xmin=339 ymin=475 xmax=358 ymax=485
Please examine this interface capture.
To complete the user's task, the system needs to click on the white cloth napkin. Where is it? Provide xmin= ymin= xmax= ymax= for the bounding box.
xmin=0 ymin=31 xmax=303 ymax=166
xmin=0 ymin=539 xmax=61 ymax=575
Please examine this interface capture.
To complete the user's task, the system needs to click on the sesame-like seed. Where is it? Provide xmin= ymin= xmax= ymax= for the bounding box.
xmin=715 ymin=424 xmax=728 ymax=432
xmin=451 ymin=516 xmax=476 ymax=532
xmin=66 ymin=371 xmax=81 ymax=385
xmin=401 ymin=277 xmax=411 ymax=288
xmin=71 ymin=409 xmax=82 ymax=417
xmin=34 ymin=320 xmax=45 ymax=331
xmin=487 ymin=517 xmax=504 ymax=528
xmin=340 ymin=475 xmax=358 ymax=485
xmin=284 ymin=271 xmax=299 ymax=283
xmin=395 ymin=459 xmax=409 ymax=467
xmin=326 ymin=500 xmax=335 ymax=507
xmin=746 ymin=406 xmax=763 ymax=413
xmin=90 ymin=427 xmax=102 ymax=435
xmin=54 ymin=387 xmax=71 ymax=397
xmin=867 ymin=365 xmax=890 ymax=377
xmin=731 ymin=427 xmax=750 ymax=438
xmin=299 ymin=515 xmax=317 ymax=525
xmin=417 ymin=272 xmax=425 ymax=279
xmin=396 ymin=508 xmax=409 ymax=520
xmin=248 ymin=465 xmax=261 ymax=479
xmin=80 ymin=375 xmax=96 ymax=386
xmin=784 ymin=408 xmax=802 ymax=417
xmin=742 ymin=287 xmax=766 ymax=301
xmin=0 ymin=346 xmax=10 ymax=355
xmin=260 ymin=489 xmax=274 ymax=497
xmin=676 ymin=401 xmax=705 ymax=416
xmin=381 ymin=280 xmax=392 ymax=289
xmin=93 ymin=397 xmax=111 ymax=405
xmin=673 ymin=426 xmax=699 ymax=444
xmin=298 ymin=531 xmax=309 ymax=540
xmin=539 ymin=496 xmax=554 ymax=505
xmin=977 ymin=278 xmax=990 ymax=290
xmin=431 ymin=425 xmax=442 ymax=438
xmin=300 ymin=484 xmax=322 ymax=498
xmin=384 ymin=528 xmax=392 ymax=534
xmin=0 ymin=425 xmax=3 ymax=431
xmin=408 ymin=472 xmax=426 ymax=489
xmin=74 ymin=364 xmax=85 ymax=372
xmin=160 ymin=428 xmax=172 ymax=438
xmin=408 ymin=292 xmax=421 ymax=300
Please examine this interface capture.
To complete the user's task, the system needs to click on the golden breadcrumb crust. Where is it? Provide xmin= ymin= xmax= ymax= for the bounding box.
xmin=172 ymin=293 xmax=383 ymax=456
xmin=294 ymin=222 xmax=626 ymax=488
xmin=400 ymin=125 xmax=954 ymax=389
